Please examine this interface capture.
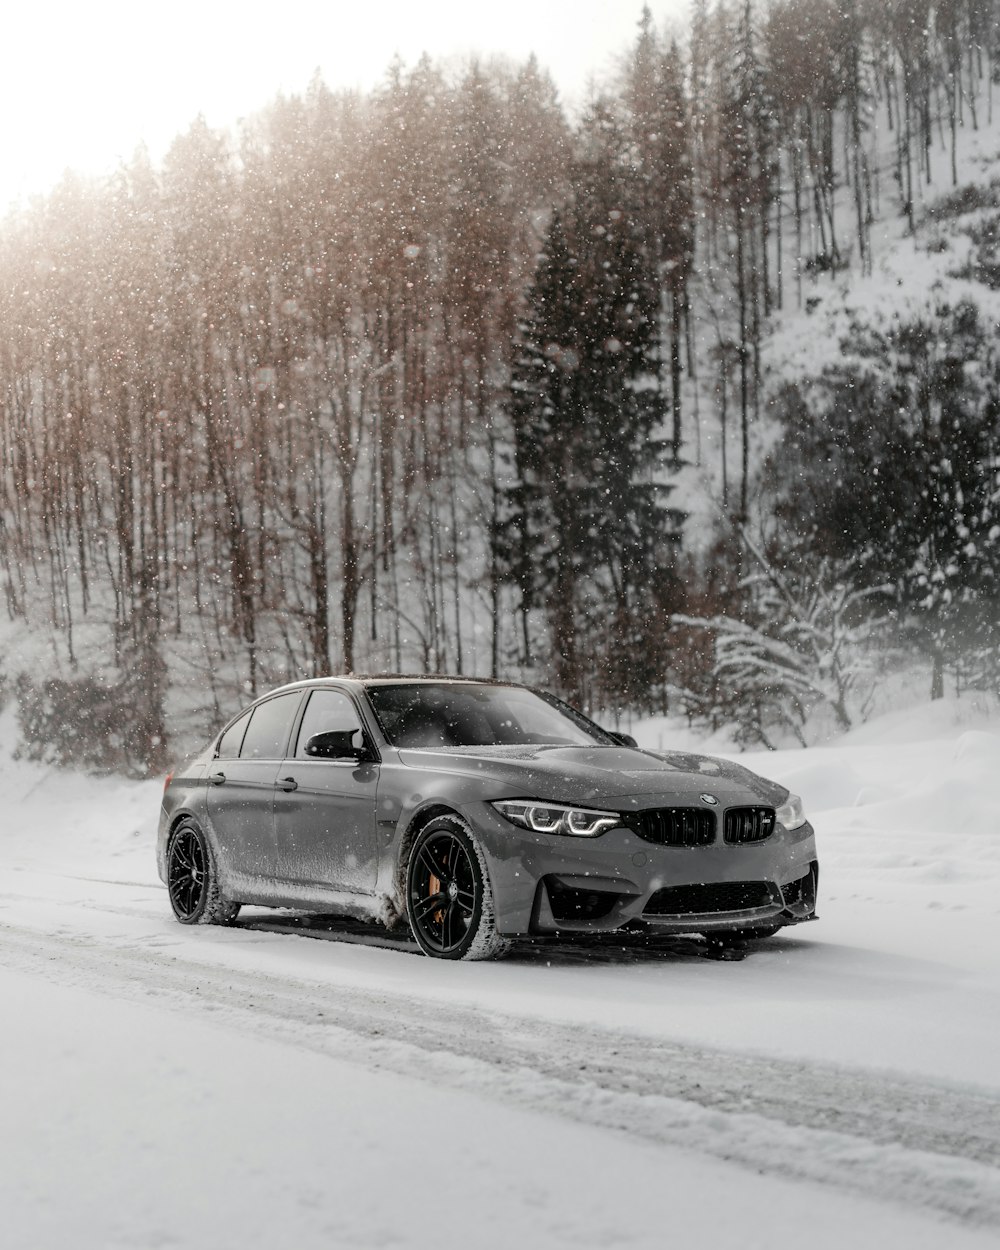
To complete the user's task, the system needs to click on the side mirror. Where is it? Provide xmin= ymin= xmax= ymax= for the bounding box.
xmin=607 ymin=731 xmax=639 ymax=749
xmin=304 ymin=729 xmax=368 ymax=760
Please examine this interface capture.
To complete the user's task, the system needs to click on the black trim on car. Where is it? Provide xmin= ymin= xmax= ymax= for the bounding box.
xmin=724 ymin=806 xmax=776 ymax=845
xmin=624 ymin=807 xmax=716 ymax=847
xmin=643 ymin=880 xmax=782 ymax=916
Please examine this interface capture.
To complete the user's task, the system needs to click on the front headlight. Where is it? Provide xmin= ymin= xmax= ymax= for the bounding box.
xmin=492 ymin=800 xmax=622 ymax=837
xmin=775 ymin=793 xmax=807 ymax=830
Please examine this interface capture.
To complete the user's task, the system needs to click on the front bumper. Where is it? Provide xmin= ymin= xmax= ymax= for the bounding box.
xmin=469 ymin=804 xmax=818 ymax=937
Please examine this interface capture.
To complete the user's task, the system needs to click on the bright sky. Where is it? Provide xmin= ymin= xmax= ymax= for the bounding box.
xmin=3 ymin=0 xmax=687 ymax=212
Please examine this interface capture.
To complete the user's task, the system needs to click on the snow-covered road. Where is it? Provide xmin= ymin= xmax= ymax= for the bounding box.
xmin=2 ymin=698 xmax=999 ymax=1247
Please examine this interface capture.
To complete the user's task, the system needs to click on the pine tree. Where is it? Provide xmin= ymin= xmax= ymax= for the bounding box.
xmin=625 ymin=10 xmax=695 ymax=460
xmin=721 ymin=0 xmax=775 ymax=517
xmin=503 ymin=111 xmax=682 ymax=703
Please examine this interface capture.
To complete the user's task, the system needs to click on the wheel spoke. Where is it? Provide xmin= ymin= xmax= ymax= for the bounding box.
xmin=413 ymin=892 xmax=445 ymax=921
xmin=172 ymin=846 xmax=193 ymax=872
xmin=435 ymin=845 xmax=453 ymax=880
xmin=169 ymin=876 xmax=193 ymax=915
xmin=417 ymin=845 xmax=444 ymax=882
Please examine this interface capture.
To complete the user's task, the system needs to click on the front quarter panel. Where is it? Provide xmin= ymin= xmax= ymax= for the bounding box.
xmin=375 ymin=754 xmax=571 ymax=910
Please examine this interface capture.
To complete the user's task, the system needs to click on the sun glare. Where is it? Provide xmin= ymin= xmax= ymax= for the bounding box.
xmin=1 ymin=0 xmax=657 ymax=210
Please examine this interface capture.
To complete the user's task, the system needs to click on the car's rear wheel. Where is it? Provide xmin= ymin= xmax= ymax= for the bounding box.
xmin=167 ymin=818 xmax=240 ymax=926
xmin=406 ymin=816 xmax=509 ymax=961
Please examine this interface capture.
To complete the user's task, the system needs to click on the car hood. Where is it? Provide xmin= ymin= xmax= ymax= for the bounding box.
xmin=395 ymin=744 xmax=787 ymax=808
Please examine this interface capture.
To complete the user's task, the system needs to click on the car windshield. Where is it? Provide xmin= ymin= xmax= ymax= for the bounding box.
xmin=366 ymin=683 xmax=614 ymax=750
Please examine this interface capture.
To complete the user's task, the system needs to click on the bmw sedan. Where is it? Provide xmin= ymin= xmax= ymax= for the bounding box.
xmin=158 ymin=676 xmax=818 ymax=960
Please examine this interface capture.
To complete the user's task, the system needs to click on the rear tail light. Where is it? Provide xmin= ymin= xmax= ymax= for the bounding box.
xmin=163 ymin=771 xmax=174 ymax=794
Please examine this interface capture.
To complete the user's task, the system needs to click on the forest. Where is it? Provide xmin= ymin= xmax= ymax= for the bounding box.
xmin=1 ymin=0 xmax=999 ymax=769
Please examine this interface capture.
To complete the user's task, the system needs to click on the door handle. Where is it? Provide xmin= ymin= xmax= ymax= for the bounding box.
xmin=209 ymin=771 xmax=226 ymax=786
xmin=276 ymin=776 xmax=298 ymax=792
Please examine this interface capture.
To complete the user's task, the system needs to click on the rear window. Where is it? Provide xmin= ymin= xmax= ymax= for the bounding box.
xmin=239 ymin=693 xmax=302 ymax=760
xmin=216 ymin=708 xmax=252 ymax=759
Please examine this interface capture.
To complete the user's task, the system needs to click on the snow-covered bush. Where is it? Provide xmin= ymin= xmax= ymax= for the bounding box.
xmin=674 ymin=537 xmax=890 ymax=748
xmin=764 ymin=302 xmax=1000 ymax=703
xmin=14 ymin=634 xmax=167 ymax=776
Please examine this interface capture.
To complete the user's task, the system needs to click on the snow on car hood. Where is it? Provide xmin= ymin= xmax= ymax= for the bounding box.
xmin=395 ymin=744 xmax=787 ymax=807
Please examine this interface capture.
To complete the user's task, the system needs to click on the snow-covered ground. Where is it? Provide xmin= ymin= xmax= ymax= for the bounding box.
xmin=2 ymin=696 xmax=999 ymax=1248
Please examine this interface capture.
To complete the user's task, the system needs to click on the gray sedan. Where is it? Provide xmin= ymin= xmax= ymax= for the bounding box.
xmin=158 ymin=677 xmax=818 ymax=960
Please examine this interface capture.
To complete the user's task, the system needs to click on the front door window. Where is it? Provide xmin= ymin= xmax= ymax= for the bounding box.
xmin=294 ymin=689 xmax=363 ymax=757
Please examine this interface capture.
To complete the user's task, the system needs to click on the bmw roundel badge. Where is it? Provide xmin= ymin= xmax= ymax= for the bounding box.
xmin=700 ymin=794 xmax=719 ymax=806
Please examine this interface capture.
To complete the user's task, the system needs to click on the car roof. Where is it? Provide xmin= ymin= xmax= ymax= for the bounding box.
xmin=356 ymin=674 xmax=520 ymax=687
xmin=263 ymin=674 xmax=526 ymax=697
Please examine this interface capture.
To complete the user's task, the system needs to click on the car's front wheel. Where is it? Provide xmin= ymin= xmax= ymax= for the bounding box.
xmin=166 ymin=818 xmax=240 ymax=926
xmin=406 ymin=816 xmax=509 ymax=961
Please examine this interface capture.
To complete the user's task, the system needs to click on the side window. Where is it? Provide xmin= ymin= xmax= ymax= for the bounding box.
xmin=239 ymin=693 xmax=302 ymax=761
xmin=216 ymin=708 xmax=252 ymax=760
xmin=295 ymin=689 xmax=363 ymax=759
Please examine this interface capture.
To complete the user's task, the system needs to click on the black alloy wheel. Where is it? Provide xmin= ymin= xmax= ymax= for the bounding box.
xmin=166 ymin=819 xmax=240 ymax=926
xmin=405 ymin=817 xmax=508 ymax=960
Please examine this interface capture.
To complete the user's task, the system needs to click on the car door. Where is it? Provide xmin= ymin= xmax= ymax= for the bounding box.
xmin=206 ymin=691 xmax=304 ymax=885
xmin=272 ymin=687 xmax=380 ymax=895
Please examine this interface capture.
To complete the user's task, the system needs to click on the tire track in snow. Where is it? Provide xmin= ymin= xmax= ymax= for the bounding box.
xmin=1 ymin=918 xmax=999 ymax=1231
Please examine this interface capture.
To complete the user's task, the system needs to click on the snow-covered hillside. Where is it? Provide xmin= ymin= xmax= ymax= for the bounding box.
xmin=2 ymin=699 xmax=998 ymax=1247
xmin=682 ymin=58 xmax=1000 ymax=516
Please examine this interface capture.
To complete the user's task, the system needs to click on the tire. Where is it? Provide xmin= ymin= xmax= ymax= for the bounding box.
xmin=405 ymin=815 xmax=510 ymax=961
xmin=166 ymin=818 xmax=240 ymax=926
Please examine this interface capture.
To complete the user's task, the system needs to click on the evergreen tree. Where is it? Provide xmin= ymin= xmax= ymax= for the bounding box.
xmin=625 ymin=10 xmax=695 ymax=460
xmin=503 ymin=114 xmax=682 ymax=703
xmin=721 ymin=0 xmax=775 ymax=516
